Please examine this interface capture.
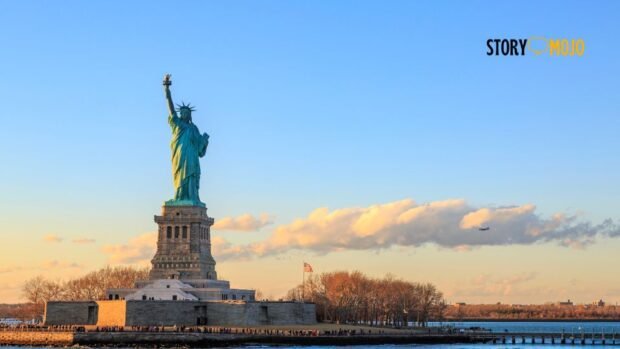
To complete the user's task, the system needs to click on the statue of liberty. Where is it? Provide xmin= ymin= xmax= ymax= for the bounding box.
xmin=163 ymin=74 xmax=209 ymax=207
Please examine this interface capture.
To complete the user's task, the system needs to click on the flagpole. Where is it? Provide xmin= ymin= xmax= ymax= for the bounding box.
xmin=302 ymin=262 xmax=305 ymax=303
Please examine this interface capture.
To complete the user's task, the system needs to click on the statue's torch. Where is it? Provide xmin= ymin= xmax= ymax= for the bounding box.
xmin=163 ymin=74 xmax=172 ymax=86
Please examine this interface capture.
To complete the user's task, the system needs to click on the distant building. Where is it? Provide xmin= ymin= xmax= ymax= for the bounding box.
xmin=557 ymin=299 xmax=573 ymax=306
xmin=594 ymin=299 xmax=605 ymax=307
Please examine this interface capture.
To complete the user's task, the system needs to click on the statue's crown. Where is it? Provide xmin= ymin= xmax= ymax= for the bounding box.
xmin=176 ymin=101 xmax=196 ymax=112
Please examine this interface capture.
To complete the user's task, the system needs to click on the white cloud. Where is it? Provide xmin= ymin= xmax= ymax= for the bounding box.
xmin=213 ymin=213 xmax=273 ymax=232
xmin=99 ymin=198 xmax=620 ymax=263
xmin=211 ymin=236 xmax=253 ymax=260
xmin=214 ymin=198 xmax=619 ymax=259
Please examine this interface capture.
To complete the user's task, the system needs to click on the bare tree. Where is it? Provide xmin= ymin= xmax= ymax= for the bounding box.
xmin=41 ymin=279 xmax=65 ymax=302
xmin=21 ymin=265 xmax=150 ymax=318
xmin=22 ymin=276 xmax=48 ymax=304
xmin=286 ymin=270 xmax=446 ymax=327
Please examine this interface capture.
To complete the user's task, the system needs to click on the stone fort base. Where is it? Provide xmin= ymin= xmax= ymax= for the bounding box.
xmin=45 ymin=300 xmax=316 ymax=327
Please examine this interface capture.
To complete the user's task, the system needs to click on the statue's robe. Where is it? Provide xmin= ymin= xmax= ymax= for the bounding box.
xmin=169 ymin=114 xmax=209 ymax=203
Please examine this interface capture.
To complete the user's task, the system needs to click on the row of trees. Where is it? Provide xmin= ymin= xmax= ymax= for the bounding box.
xmin=20 ymin=266 xmax=149 ymax=319
xmin=445 ymin=303 xmax=620 ymax=320
xmin=0 ymin=303 xmax=33 ymax=321
xmin=286 ymin=271 xmax=446 ymax=327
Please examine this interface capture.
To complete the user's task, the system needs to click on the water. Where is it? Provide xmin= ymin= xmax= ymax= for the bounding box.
xmin=239 ymin=345 xmax=610 ymax=349
xmin=1 ymin=345 xmax=616 ymax=349
xmin=2 ymin=346 xmax=615 ymax=349
xmin=218 ymin=344 xmax=618 ymax=348
xmin=428 ymin=321 xmax=620 ymax=334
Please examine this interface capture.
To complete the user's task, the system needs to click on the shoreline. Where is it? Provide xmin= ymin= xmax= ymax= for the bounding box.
xmin=0 ymin=331 xmax=480 ymax=347
xmin=436 ymin=319 xmax=620 ymax=323
xmin=3 ymin=324 xmax=620 ymax=347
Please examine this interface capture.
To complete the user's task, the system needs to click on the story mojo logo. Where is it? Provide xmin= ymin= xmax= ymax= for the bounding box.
xmin=486 ymin=37 xmax=585 ymax=56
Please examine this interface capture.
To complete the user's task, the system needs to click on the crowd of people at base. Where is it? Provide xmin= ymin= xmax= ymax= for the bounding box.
xmin=0 ymin=324 xmax=416 ymax=337
xmin=322 ymin=328 xmax=390 ymax=336
xmin=0 ymin=324 xmax=86 ymax=332
xmin=87 ymin=326 xmax=349 ymax=336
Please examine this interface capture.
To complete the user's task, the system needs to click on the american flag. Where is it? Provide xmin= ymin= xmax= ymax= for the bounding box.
xmin=303 ymin=262 xmax=313 ymax=273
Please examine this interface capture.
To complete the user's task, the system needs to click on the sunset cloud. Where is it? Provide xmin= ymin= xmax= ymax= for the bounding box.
xmin=214 ymin=198 xmax=620 ymax=260
xmin=100 ymin=198 xmax=620 ymax=263
xmin=213 ymin=213 xmax=273 ymax=232
xmin=43 ymin=234 xmax=63 ymax=243
xmin=101 ymin=232 xmax=157 ymax=265
xmin=211 ymin=236 xmax=253 ymax=260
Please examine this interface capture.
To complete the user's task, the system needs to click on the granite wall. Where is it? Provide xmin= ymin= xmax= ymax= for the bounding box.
xmin=207 ymin=301 xmax=316 ymax=326
xmin=44 ymin=301 xmax=97 ymax=325
xmin=125 ymin=300 xmax=201 ymax=326
xmin=45 ymin=300 xmax=316 ymax=326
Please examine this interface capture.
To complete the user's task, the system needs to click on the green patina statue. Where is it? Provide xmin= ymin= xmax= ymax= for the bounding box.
xmin=163 ymin=74 xmax=209 ymax=207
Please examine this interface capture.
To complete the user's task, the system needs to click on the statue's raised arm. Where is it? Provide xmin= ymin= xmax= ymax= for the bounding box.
xmin=163 ymin=74 xmax=177 ymax=118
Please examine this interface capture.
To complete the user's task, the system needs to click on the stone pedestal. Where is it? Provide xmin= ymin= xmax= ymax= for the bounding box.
xmin=149 ymin=205 xmax=217 ymax=280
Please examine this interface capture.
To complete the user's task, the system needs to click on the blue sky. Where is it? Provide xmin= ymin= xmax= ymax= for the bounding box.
xmin=0 ymin=1 xmax=618 ymax=303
